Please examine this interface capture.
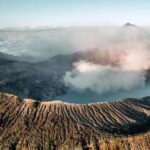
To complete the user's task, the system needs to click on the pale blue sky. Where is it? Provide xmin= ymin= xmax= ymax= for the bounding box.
xmin=0 ymin=0 xmax=150 ymax=27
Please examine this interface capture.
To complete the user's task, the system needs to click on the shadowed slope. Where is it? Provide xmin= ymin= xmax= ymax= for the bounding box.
xmin=0 ymin=93 xmax=150 ymax=150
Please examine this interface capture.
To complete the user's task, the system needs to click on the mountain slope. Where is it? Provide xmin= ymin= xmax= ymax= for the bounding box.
xmin=0 ymin=52 xmax=70 ymax=100
xmin=1 ymin=93 xmax=150 ymax=149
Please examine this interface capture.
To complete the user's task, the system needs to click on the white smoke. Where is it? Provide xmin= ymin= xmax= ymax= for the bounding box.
xmin=64 ymin=25 xmax=150 ymax=95
xmin=64 ymin=61 xmax=145 ymax=94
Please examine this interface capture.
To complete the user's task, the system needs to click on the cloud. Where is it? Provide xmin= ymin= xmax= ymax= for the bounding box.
xmin=64 ymin=25 xmax=150 ymax=95
xmin=64 ymin=61 xmax=146 ymax=94
xmin=0 ymin=25 xmax=150 ymax=60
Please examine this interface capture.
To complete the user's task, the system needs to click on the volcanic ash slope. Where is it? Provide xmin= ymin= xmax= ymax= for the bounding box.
xmin=0 ymin=93 xmax=150 ymax=149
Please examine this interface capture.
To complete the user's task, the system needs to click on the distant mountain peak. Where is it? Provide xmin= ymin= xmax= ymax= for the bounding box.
xmin=124 ymin=22 xmax=137 ymax=27
xmin=122 ymin=22 xmax=148 ymax=35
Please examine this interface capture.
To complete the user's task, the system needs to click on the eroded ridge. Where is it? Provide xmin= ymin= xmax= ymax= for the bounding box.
xmin=0 ymin=93 xmax=150 ymax=150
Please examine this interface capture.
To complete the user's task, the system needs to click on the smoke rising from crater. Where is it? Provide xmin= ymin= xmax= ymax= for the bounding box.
xmin=64 ymin=25 xmax=150 ymax=95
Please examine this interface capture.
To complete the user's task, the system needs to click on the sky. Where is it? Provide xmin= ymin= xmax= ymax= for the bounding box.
xmin=0 ymin=0 xmax=150 ymax=27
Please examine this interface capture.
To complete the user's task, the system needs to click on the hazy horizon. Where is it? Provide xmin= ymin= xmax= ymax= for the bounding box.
xmin=0 ymin=0 xmax=150 ymax=27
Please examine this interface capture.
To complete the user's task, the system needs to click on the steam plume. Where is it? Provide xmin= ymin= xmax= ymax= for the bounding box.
xmin=64 ymin=25 xmax=150 ymax=95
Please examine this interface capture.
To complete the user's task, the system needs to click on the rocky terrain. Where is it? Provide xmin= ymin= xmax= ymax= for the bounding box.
xmin=0 ymin=52 xmax=75 ymax=100
xmin=1 ymin=93 xmax=150 ymax=149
